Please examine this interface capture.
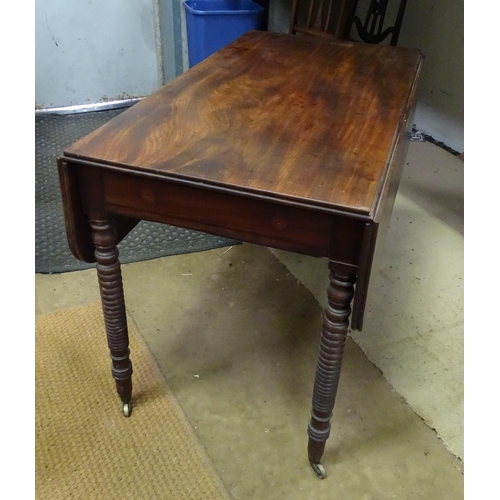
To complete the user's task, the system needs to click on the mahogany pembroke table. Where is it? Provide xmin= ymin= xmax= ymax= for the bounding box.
xmin=57 ymin=31 xmax=422 ymax=478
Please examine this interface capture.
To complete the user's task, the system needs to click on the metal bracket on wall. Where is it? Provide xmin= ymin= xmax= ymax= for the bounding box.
xmin=409 ymin=131 xmax=426 ymax=142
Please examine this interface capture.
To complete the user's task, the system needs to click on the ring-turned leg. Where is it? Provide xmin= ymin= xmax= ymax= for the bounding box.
xmin=91 ymin=218 xmax=133 ymax=417
xmin=308 ymin=271 xmax=356 ymax=478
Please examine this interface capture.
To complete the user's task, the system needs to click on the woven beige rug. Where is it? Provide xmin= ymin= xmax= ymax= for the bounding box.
xmin=36 ymin=302 xmax=229 ymax=499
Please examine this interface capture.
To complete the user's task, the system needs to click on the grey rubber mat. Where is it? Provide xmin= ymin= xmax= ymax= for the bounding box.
xmin=35 ymin=108 xmax=239 ymax=274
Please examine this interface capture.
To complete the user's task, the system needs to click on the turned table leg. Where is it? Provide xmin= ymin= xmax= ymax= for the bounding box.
xmin=308 ymin=270 xmax=356 ymax=478
xmin=91 ymin=218 xmax=133 ymax=417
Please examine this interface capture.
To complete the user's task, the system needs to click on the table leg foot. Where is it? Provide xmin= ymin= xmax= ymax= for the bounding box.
xmin=307 ymin=271 xmax=356 ymax=474
xmin=91 ymin=217 xmax=133 ymax=416
xmin=310 ymin=462 xmax=326 ymax=479
xmin=122 ymin=402 xmax=132 ymax=418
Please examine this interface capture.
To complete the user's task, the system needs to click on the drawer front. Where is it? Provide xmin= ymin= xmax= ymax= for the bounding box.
xmin=102 ymin=170 xmax=356 ymax=259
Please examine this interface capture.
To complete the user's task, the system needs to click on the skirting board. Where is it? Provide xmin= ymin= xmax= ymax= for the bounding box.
xmin=35 ymin=98 xmax=142 ymax=115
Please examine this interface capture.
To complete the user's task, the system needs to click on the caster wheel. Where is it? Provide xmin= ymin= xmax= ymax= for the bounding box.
xmin=311 ymin=462 xmax=326 ymax=479
xmin=122 ymin=402 xmax=132 ymax=418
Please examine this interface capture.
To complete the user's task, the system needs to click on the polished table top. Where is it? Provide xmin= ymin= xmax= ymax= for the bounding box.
xmin=64 ymin=31 xmax=421 ymax=219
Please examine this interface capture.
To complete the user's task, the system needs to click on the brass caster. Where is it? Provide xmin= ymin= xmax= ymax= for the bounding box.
xmin=311 ymin=462 xmax=326 ymax=479
xmin=122 ymin=402 xmax=132 ymax=418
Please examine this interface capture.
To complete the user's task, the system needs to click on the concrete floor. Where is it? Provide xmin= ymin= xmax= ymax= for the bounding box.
xmin=36 ymin=141 xmax=463 ymax=498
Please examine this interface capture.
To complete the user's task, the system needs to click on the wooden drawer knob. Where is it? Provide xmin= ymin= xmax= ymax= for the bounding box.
xmin=140 ymin=188 xmax=156 ymax=204
xmin=272 ymin=215 xmax=287 ymax=231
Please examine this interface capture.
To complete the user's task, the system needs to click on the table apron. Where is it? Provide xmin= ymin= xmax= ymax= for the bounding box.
xmin=78 ymin=167 xmax=366 ymax=265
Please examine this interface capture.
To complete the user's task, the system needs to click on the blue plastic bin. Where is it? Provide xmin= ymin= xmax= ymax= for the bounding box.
xmin=184 ymin=0 xmax=263 ymax=67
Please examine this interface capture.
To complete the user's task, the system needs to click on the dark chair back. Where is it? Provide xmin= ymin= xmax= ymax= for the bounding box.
xmin=289 ymin=0 xmax=407 ymax=46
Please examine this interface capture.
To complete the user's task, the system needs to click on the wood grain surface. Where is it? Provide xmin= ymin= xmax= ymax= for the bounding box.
xmin=65 ymin=31 xmax=421 ymax=216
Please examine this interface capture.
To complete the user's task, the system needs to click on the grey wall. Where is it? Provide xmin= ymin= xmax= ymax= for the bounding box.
xmin=36 ymin=0 xmax=163 ymax=108
xmin=396 ymin=0 xmax=464 ymax=153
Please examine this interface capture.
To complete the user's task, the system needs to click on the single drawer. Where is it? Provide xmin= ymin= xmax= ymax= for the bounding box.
xmin=102 ymin=170 xmax=337 ymax=257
